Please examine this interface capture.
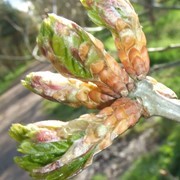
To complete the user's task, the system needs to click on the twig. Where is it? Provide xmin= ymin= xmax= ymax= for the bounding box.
xmin=131 ymin=1 xmax=180 ymax=10
xmin=148 ymin=44 xmax=180 ymax=52
xmin=3 ymin=16 xmax=24 ymax=32
xmin=4 ymin=16 xmax=33 ymax=55
xmin=111 ymin=44 xmax=180 ymax=58
xmin=150 ymin=60 xmax=180 ymax=72
xmin=0 ymin=45 xmax=47 ymax=62
xmin=130 ymin=78 xmax=180 ymax=122
xmin=153 ymin=4 xmax=180 ymax=10
xmin=0 ymin=54 xmax=33 ymax=61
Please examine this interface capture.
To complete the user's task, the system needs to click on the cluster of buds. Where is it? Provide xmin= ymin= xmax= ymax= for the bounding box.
xmin=10 ymin=0 xmax=179 ymax=179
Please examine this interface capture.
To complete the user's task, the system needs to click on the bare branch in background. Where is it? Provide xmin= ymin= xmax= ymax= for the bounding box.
xmin=153 ymin=4 xmax=180 ymax=10
xmin=23 ymin=30 xmax=32 ymax=53
xmin=0 ymin=45 xmax=46 ymax=62
xmin=131 ymin=0 xmax=180 ymax=10
xmin=3 ymin=16 xmax=24 ymax=32
xmin=110 ymin=44 xmax=180 ymax=58
xmin=148 ymin=44 xmax=180 ymax=52
xmin=150 ymin=60 xmax=180 ymax=72
xmin=52 ymin=0 xmax=57 ymax=14
xmin=3 ymin=15 xmax=33 ymax=55
xmin=0 ymin=54 xmax=32 ymax=61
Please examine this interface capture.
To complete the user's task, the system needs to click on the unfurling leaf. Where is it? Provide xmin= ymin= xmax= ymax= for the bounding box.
xmin=80 ymin=0 xmax=150 ymax=79
xmin=37 ymin=13 xmax=134 ymax=97
xmin=9 ymin=114 xmax=106 ymax=179
xmin=10 ymin=98 xmax=142 ymax=179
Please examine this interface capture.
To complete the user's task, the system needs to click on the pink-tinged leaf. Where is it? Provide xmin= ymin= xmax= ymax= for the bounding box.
xmin=22 ymin=71 xmax=114 ymax=109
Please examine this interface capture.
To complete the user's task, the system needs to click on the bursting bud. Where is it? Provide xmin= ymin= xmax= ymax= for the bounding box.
xmin=37 ymin=13 xmax=133 ymax=97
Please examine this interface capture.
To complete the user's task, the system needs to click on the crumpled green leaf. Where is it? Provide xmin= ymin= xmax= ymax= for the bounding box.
xmin=31 ymin=147 xmax=96 ymax=180
xmin=9 ymin=114 xmax=108 ymax=179
xmin=10 ymin=122 xmax=84 ymax=174
xmin=15 ymin=140 xmax=72 ymax=171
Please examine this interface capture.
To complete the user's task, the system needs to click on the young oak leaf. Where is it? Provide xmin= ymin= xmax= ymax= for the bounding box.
xmin=10 ymin=98 xmax=143 ymax=179
xmin=80 ymin=0 xmax=150 ymax=79
xmin=37 ymin=13 xmax=134 ymax=97
xmin=9 ymin=114 xmax=106 ymax=179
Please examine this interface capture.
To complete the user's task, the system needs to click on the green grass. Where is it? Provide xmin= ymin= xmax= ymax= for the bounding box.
xmin=120 ymin=122 xmax=180 ymax=180
xmin=0 ymin=62 xmax=31 ymax=95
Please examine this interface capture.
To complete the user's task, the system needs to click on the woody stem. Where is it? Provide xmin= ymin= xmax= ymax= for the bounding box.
xmin=129 ymin=78 xmax=180 ymax=122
